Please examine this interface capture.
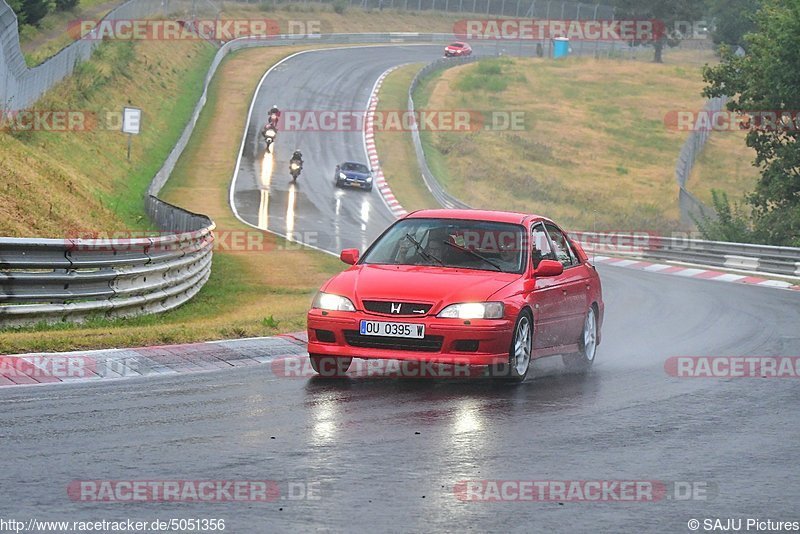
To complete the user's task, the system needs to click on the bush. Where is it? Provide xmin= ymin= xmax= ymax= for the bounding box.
xmin=55 ymin=0 xmax=79 ymax=11
xmin=694 ymin=190 xmax=755 ymax=243
xmin=333 ymin=0 xmax=347 ymax=14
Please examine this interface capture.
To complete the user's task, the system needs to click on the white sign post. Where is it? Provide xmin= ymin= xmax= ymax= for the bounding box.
xmin=122 ymin=106 xmax=142 ymax=161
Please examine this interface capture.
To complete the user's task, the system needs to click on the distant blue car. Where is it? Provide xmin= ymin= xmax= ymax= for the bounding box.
xmin=334 ymin=161 xmax=373 ymax=191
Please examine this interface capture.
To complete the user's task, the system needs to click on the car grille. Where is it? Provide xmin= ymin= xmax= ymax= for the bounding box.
xmin=343 ymin=330 xmax=443 ymax=352
xmin=362 ymin=300 xmax=433 ymax=317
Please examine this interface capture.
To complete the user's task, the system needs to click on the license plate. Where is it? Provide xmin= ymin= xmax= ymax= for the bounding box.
xmin=359 ymin=320 xmax=425 ymax=339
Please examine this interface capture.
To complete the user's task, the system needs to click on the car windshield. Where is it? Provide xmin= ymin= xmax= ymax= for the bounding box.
xmin=361 ymin=218 xmax=527 ymax=274
xmin=450 ymin=43 xmax=463 ymax=47
xmin=341 ymin=162 xmax=369 ymax=173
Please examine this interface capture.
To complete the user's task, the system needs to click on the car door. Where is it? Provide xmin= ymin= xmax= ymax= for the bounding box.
xmin=543 ymin=222 xmax=592 ymax=347
xmin=528 ymin=222 xmax=569 ymax=351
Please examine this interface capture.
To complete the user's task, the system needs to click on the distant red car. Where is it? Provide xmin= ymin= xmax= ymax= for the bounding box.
xmin=444 ymin=41 xmax=472 ymax=57
xmin=306 ymin=209 xmax=604 ymax=381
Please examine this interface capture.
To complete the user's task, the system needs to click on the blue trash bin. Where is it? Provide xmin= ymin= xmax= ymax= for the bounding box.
xmin=553 ymin=37 xmax=570 ymax=59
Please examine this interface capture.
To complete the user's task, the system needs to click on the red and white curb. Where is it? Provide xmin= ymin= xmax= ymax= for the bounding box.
xmin=0 ymin=333 xmax=309 ymax=387
xmin=593 ymin=255 xmax=800 ymax=291
xmin=365 ymin=65 xmax=408 ymax=219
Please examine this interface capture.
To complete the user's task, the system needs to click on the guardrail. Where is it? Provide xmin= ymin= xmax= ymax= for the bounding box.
xmin=0 ymin=197 xmax=214 ymax=328
xmin=573 ymin=233 xmax=800 ymax=278
xmin=405 ymin=58 xmax=800 ymax=278
xmin=407 ymin=55 xmax=477 ymax=209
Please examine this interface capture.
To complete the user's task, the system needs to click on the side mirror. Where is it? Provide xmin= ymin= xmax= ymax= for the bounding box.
xmin=534 ymin=259 xmax=563 ymax=277
xmin=340 ymin=248 xmax=359 ymax=265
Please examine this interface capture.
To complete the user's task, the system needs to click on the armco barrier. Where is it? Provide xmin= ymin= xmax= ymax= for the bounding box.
xmin=574 ymin=233 xmax=800 ymax=278
xmin=0 ymin=197 xmax=214 ymax=327
xmin=407 ymin=55 xmax=476 ymax=209
xmin=405 ymin=59 xmax=800 ymax=278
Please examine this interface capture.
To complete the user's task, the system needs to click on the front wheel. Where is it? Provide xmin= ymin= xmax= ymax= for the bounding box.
xmin=562 ymin=306 xmax=598 ymax=373
xmin=489 ymin=310 xmax=532 ymax=382
xmin=309 ymin=354 xmax=352 ymax=377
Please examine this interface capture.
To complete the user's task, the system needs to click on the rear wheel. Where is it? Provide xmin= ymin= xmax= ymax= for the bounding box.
xmin=309 ymin=354 xmax=352 ymax=377
xmin=489 ymin=310 xmax=532 ymax=382
xmin=563 ymin=306 xmax=597 ymax=373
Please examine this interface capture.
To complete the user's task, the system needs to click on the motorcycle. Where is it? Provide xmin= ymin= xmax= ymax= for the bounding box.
xmin=262 ymin=125 xmax=277 ymax=153
xmin=268 ymin=111 xmax=280 ymax=128
xmin=289 ymin=159 xmax=303 ymax=181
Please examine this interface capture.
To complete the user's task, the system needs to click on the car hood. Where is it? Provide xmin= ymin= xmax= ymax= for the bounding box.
xmin=341 ymin=170 xmax=370 ymax=180
xmin=322 ymin=264 xmax=520 ymax=309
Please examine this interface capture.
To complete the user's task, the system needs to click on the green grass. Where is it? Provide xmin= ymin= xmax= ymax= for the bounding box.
xmin=404 ymin=55 xmax=760 ymax=232
xmin=371 ymin=63 xmax=439 ymax=211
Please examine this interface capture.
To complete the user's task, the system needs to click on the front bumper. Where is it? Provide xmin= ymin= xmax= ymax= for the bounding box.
xmin=340 ymin=178 xmax=371 ymax=189
xmin=307 ymin=309 xmax=513 ymax=366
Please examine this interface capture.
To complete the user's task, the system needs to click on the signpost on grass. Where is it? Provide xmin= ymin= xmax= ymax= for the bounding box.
xmin=122 ymin=106 xmax=142 ymax=161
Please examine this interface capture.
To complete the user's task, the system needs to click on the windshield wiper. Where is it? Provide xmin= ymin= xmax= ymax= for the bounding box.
xmin=443 ymin=240 xmax=503 ymax=271
xmin=404 ymin=233 xmax=443 ymax=265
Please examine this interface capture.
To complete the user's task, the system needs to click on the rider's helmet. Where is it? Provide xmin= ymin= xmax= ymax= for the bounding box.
xmin=293 ymin=149 xmax=302 ymax=158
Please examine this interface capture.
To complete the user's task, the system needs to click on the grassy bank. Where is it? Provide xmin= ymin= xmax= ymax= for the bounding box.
xmin=372 ymin=63 xmax=440 ymax=212
xmin=402 ymin=53 xmax=758 ymax=232
xmin=1 ymin=39 xmax=215 ymax=237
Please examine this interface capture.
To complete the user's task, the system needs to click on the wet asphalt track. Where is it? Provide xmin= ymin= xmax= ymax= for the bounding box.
xmin=2 ymin=44 xmax=800 ymax=533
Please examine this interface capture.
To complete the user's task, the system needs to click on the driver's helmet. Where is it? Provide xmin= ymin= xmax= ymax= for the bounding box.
xmin=293 ymin=150 xmax=302 ymax=158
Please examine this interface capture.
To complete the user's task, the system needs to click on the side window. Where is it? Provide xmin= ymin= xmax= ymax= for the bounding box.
xmin=531 ymin=223 xmax=554 ymax=268
xmin=544 ymin=223 xmax=576 ymax=268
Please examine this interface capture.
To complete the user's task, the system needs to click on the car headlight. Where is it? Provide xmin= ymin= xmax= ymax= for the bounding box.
xmin=437 ymin=302 xmax=504 ymax=319
xmin=312 ymin=292 xmax=356 ymax=312
xmin=339 ymin=172 xmax=347 ymax=179
xmin=366 ymin=176 xmax=373 ymax=182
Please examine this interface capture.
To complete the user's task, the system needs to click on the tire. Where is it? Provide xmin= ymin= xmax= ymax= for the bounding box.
xmin=562 ymin=306 xmax=598 ymax=373
xmin=489 ymin=310 xmax=533 ymax=383
xmin=335 ymin=178 xmax=342 ymax=187
xmin=366 ymin=184 xmax=373 ymax=192
xmin=309 ymin=354 xmax=352 ymax=377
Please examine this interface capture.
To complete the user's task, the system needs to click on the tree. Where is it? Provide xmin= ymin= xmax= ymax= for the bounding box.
xmin=19 ymin=0 xmax=56 ymax=26
xmin=613 ymin=0 xmax=706 ymax=62
xmin=7 ymin=0 xmax=26 ymax=23
xmin=707 ymin=0 xmax=759 ymax=48
xmin=703 ymin=0 xmax=800 ymax=246
xmin=55 ymin=0 xmax=79 ymax=10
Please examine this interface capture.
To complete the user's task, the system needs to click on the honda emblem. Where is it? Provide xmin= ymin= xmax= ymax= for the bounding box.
xmin=390 ymin=302 xmax=402 ymax=314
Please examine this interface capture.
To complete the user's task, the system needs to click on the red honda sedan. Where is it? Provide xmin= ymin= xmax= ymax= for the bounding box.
xmin=444 ymin=41 xmax=472 ymax=57
xmin=306 ymin=209 xmax=603 ymax=381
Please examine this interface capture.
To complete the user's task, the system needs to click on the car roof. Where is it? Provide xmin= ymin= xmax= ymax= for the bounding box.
xmin=405 ymin=208 xmax=549 ymax=225
xmin=449 ymin=42 xmax=466 ymax=46
xmin=341 ymin=161 xmax=368 ymax=166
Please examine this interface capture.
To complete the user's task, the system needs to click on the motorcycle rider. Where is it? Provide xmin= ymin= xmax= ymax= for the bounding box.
xmin=290 ymin=149 xmax=303 ymax=167
xmin=268 ymin=105 xmax=281 ymax=127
